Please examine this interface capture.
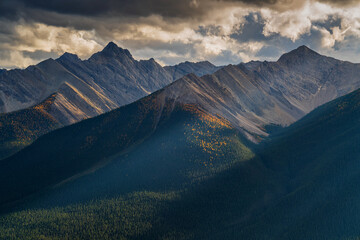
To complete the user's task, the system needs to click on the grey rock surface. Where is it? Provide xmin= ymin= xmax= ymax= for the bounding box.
xmin=157 ymin=46 xmax=360 ymax=141
xmin=0 ymin=42 xmax=173 ymax=124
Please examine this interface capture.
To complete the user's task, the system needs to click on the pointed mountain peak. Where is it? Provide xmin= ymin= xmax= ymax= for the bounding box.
xmin=103 ymin=41 xmax=119 ymax=51
xmin=58 ymin=52 xmax=80 ymax=62
xmin=278 ymin=45 xmax=321 ymax=65
xmin=100 ymin=42 xmax=133 ymax=59
xmin=292 ymin=45 xmax=319 ymax=55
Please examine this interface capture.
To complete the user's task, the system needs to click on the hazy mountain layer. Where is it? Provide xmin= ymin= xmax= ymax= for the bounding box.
xmin=164 ymin=61 xmax=221 ymax=80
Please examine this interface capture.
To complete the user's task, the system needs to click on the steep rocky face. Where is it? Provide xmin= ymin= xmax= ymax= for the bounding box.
xmin=60 ymin=42 xmax=174 ymax=102
xmin=2 ymin=45 xmax=360 ymax=154
xmin=155 ymin=65 xmax=302 ymax=141
xmin=164 ymin=61 xmax=221 ymax=80
xmin=0 ymin=42 xmax=173 ymax=124
xmin=0 ymin=59 xmax=65 ymax=113
xmin=155 ymin=46 xmax=360 ymax=141
xmin=0 ymin=43 xmax=226 ymax=158
xmin=55 ymin=42 xmax=173 ymax=122
xmin=245 ymin=45 xmax=360 ymax=113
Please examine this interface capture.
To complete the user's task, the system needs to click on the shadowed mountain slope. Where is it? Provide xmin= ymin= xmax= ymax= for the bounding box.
xmin=0 ymin=94 xmax=60 ymax=160
xmin=212 ymin=85 xmax=360 ymax=239
xmin=0 ymin=89 xmax=255 ymax=211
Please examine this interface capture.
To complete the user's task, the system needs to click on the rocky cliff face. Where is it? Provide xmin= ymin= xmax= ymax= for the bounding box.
xmin=0 ymin=42 xmax=174 ymax=124
xmin=154 ymin=66 xmax=302 ymax=141
xmin=245 ymin=45 xmax=360 ymax=113
xmin=0 ymin=42 xmax=224 ymax=126
xmin=155 ymin=46 xmax=360 ymax=141
xmin=1 ymin=45 xmax=360 ymax=149
xmin=0 ymin=43 xmax=226 ymax=159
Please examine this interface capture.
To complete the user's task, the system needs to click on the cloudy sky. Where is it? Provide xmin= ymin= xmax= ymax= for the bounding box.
xmin=0 ymin=0 xmax=360 ymax=69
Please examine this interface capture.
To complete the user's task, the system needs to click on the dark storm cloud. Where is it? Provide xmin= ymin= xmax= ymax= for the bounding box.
xmin=0 ymin=0 xmax=301 ymax=21
xmin=0 ymin=0 xmax=346 ymax=22
xmin=0 ymin=0 xmax=23 ymax=19
xmin=0 ymin=0 xmax=210 ymax=19
xmin=1 ymin=0 xmax=360 ymax=22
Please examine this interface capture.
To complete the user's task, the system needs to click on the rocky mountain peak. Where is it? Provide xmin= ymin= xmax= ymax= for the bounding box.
xmin=197 ymin=61 xmax=215 ymax=67
xmin=291 ymin=45 xmax=319 ymax=56
xmin=87 ymin=42 xmax=134 ymax=63
xmin=144 ymin=58 xmax=157 ymax=65
xmin=101 ymin=42 xmax=133 ymax=59
xmin=58 ymin=52 xmax=81 ymax=63
xmin=278 ymin=45 xmax=321 ymax=65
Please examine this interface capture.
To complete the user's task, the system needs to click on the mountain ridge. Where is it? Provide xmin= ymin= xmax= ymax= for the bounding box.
xmin=2 ymin=45 xmax=360 ymax=161
xmin=0 ymin=43 xmax=226 ymax=159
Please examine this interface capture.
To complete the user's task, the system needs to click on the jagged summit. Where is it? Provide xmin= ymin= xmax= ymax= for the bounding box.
xmin=100 ymin=41 xmax=133 ymax=59
xmin=103 ymin=41 xmax=120 ymax=52
xmin=86 ymin=42 xmax=134 ymax=62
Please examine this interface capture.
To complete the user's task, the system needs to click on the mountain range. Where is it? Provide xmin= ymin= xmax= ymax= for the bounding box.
xmin=1 ymin=44 xmax=360 ymax=239
xmin=0 ymin=42 xmax=220 ymax=159
xmin=0 ymin=42 xmax=220 ymax=119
